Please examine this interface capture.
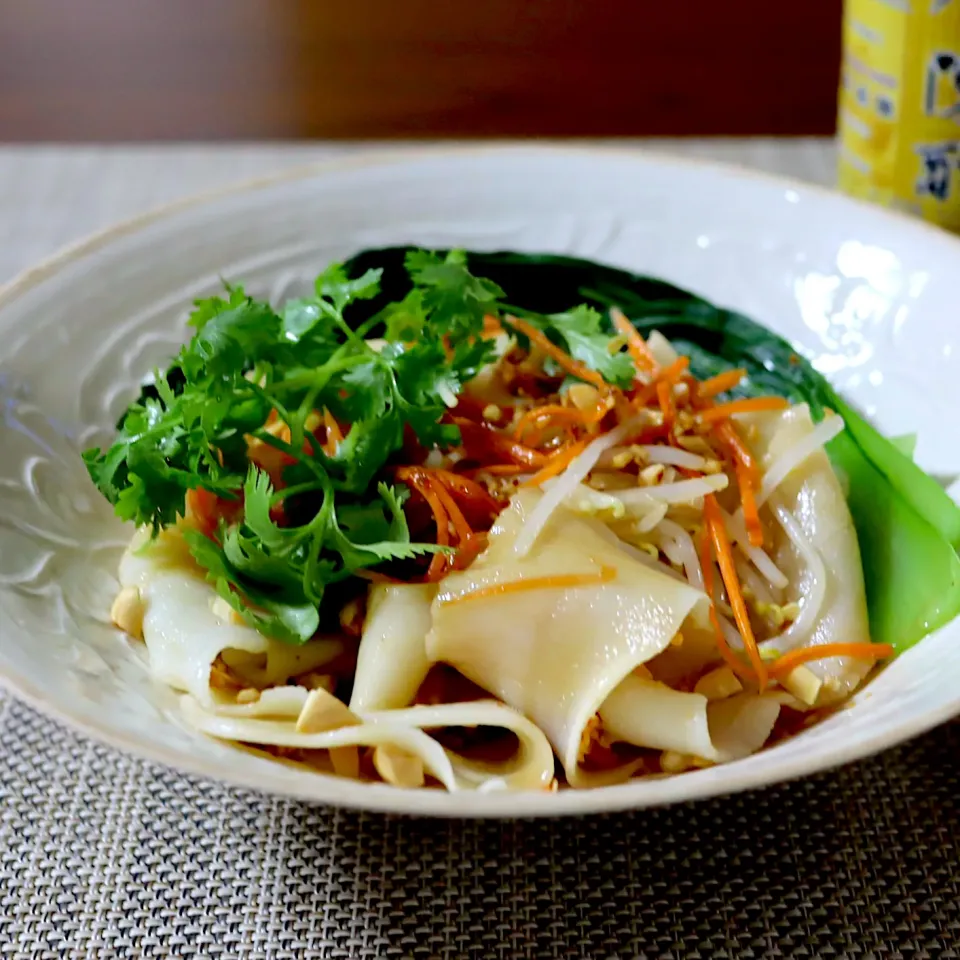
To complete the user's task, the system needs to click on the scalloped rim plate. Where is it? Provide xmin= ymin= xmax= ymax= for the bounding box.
xmin=1 ymin=145 xmax=959 ymax=818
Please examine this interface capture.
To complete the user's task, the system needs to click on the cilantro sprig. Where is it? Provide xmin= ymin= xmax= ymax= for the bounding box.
xmin=85 ymin=249 xmax=634 ymax=643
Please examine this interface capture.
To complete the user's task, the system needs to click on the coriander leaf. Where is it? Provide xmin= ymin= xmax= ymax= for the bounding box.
xmin=315 ymin=264 xmax=383 ymax=312
xmin=280 ymin=298 xmax=326 ymax=342
xmin=379 ymin=482 xmax=411 ymax=541
xmin=187 ymin=286 xmax=249 ymax=332
xmin=184 ymin=528 xmax=320 ymax=644
xmin=241 ymin=467 xmax=289 ymax=549
xmin=543 ymin=306 xmax=636 ymax=388
xmin=405 ymin=249 xmax=505 ymax=339
xmin=327 ymin=408 xmax=406 ymax=493
xmin=179 ymin=299 xmax=280 ymax=380
xmin=337 ymin=357 xmax=393 ymax=422
xmin=377 ymin=289 xmax=428 ymax=342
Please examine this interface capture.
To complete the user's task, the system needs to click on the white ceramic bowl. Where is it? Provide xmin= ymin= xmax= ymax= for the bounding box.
xmin=1 ymin=146 xmax=958 ymax=818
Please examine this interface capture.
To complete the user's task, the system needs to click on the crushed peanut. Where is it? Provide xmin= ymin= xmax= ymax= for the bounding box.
xmin=660 ymin=750 xmax=695 ymax=774
xmin=781 ymin=665 xmax=823 ymax=706
xmin=670 ymin=631 xmax=685 ymax=647
xmin=577 ymin=715 xmax=602 ymax=764
xmin=639 ymin=464 xmax=665 ymax=486
xmin=675 ymin=410 xmax=696 ymax=432
xmin=110 ymin=587 xmax=145 ymax=639
xmin=567 ymin=383 xmax=600 ymax=411
xmin=482 ymin=403 xmax=503 ymax=422
xmin=694 ymin=665 xmax=744 ymax=701
xmin=236 ymin=687 xmax=260 ymax=705
xmin=296 ymin=687 xmax=359 ymax=734
xmin=372 ymin=744 xmax=426 ymax=789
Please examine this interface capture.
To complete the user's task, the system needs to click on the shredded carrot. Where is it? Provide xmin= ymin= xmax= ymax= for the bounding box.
xmin=629 ymin=381 xmax=658 ymax=413
xmin=656 ymin=356 xmax=690 ymax=386
xmin=697 ymin=396 xmax=789 ymax=424
xmin=464 ymin=463 xmax=531 ymax=477
xmin=503 ymin=315 xmax=607 ymax=389
xmin=482 ymin=314 xmax=504 ymax=338
xmin=697 ymin=368 xmax=747 ymax=400
xmin=737 ymin=462 xmax=764 ymax=548
xmin=429 ymin=469 xmax=501 ymax=515
xmin=185 ymin=487 xmax=223 ymax=538
xmin=714 ymin=420 xmax=758 ymax=479
xmin=322 ymin=408 xmax=344 ymax=455
xmin=699 ymin=526 xmax=756 ymax=682
xmin=442 ymin=565 xmax=617 ymax=606
xmin=454 ymin=418 xmax=548 ymax=469
xmin=519 ymin=440 xmax=589 ymax=488
xmin=453 ymin=532 xmax=488 ymax=570
xmin=512 ymin=404 xmax=591 ymax=441
xmin=396 ymin=468 xmax=451 ymax=581
xmin=656 ymin=380 xmax=675 ymax=431
xmin=704 ymin=495 xmax=767 ymax=690
xmin=610 ymin=307 xmax=658 ymax=375
xmin=426 ymin=474 xmax=474 ymax=545
xmin=768 ymin=642 xmax=894 ymax=680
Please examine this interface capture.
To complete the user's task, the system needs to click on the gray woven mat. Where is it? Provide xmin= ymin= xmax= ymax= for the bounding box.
xmin=1 ymin=691 xmax=959 ymax=960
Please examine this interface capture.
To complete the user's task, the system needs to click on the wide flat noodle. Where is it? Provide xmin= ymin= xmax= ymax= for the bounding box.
xmin=428 ymin=489 xmax=710 ymax=786
xmin=350 ymin=583 xmax=434 ymax=712
xmin=599 ymin=674 xmax=780 ymax=762
xmin=118 ymin=528 xmax=342 ymax=705
xmin=748 ymin=405 xmax=872 ymax=701
xmin=180 ymin=696 xmax=555 ymax=792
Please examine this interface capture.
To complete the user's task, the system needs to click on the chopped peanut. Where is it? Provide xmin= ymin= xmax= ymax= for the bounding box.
xmin=567 ymin=383 xmax=600 ymax=411
xmin=577 ymin=715 xmax=602 ymax=764
xmin=110 ymin=587 xmax=145 ymax=639
xmin=660 ymin=751 xmax=695 ymax=774
xmin=236 ymin=688 xmax=260 ymax=705
xmin=296 ymin=688 xmax=359 ymax=734
xmin=780 ymin=664 xmax=823 ymax=706
xmin=639 ymin=464 xmax=665 ymax=486
xmin=372 ymin=744 xmax=426 ymax=789
xmin=694 ymin=665 xmax=744 ymax=700
xmin=482 ymin=403 xmax=503 ymax=422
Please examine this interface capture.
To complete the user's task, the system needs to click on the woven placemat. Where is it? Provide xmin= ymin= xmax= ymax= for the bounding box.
xmin=1 ymin=692 xmax=958 ymax=959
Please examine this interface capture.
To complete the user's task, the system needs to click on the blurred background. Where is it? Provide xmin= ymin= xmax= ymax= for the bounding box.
xmin=0 ymin=0 xmax=843 ymax=140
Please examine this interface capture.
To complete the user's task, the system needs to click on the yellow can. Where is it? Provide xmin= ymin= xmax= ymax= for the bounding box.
xmin=838 ymin=0 xmax=960 ymax=231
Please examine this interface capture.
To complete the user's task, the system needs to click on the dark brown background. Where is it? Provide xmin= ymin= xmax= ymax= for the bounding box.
xmin=0 ymin=0 xmax=843 ymax=140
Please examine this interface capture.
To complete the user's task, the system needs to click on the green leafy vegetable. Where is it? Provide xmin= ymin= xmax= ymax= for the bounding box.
xmin=85 ymin=249 xmax=625 ymax=643
xmin=340 ymin=246 xmax=960 ymax=652
xmin=87 ymin=242 xmax=960 ymax=654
